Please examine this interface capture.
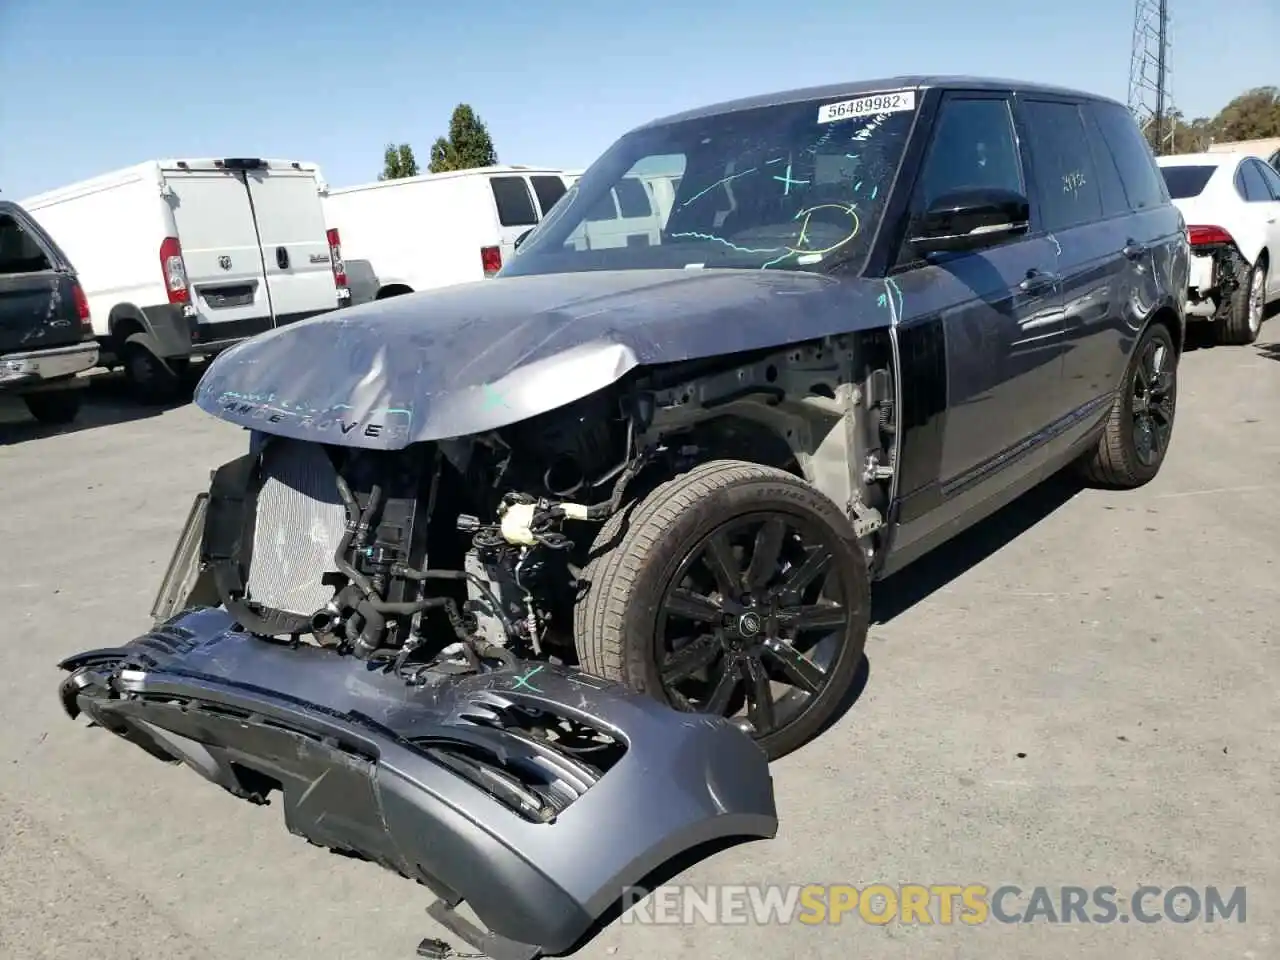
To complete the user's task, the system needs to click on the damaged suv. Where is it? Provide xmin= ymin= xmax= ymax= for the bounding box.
xmin=60 ymin=77 xmax=1188 ymax=958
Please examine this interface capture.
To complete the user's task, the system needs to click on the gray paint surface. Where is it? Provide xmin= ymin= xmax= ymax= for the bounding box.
xmin=194 ymin=268 xmax=891 ymax=448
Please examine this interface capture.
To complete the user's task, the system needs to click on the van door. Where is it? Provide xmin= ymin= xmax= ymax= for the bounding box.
xmin=164 ymin=168 xmax=273 ymax=336
xmin=242 ymin=167 xmax=337 ymax=324
xmin=486 ymin=175 xmax=542 ymax=267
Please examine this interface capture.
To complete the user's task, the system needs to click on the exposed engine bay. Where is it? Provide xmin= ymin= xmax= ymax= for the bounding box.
xmin=171 ymin=335 xmax=899 ymax=679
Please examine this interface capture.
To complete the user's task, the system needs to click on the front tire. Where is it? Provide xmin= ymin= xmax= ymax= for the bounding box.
xmin=1077 ymin=321 xmax=1177 ymax=488
xmin=575 ymin=460 xmax=870 ymax=761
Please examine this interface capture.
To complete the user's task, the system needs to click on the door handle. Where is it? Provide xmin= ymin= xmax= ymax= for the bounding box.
xmin=1019 ymin=269 xmax=1058 ymax=294
xmin=1123 ymin=239 xmax=1149 ymax=260
xmin=275 ymin=246 xmax=290 ymax=269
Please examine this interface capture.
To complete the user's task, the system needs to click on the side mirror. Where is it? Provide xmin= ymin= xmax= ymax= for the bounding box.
xmin=908 ymin=188 xmax=1030 ymax=255
xmin=514 ymin=227 xmax=535 ymax=251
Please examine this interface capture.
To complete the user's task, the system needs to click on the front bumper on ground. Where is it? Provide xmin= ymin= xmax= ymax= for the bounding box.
xmin=58 ymin=607 xmax=778 ymax=959
xmin=0 ymin=341 xmax=98 ymax=390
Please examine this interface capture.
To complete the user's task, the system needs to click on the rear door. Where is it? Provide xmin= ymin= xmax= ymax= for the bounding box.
xmin=487 ymin=175 xmax=542 ymax=265
xmin=1015 ymin=97 xmax=1127 ymax=427
xmin=0 ymin=206 xmax=82 ymax=354
xmin=529 ymin=174 xmax=569 ymax=218
xmin=164 ymin=167 xmax=273 ymax=332
xmin=242 ymin=165 xmax=337 ymax=323
xmin=1247 ymin=159 xmax=1280 ymax=298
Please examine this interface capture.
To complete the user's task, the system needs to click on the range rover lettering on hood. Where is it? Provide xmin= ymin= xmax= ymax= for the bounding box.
xmin=194 ymin=268 xmax=886 ymax=449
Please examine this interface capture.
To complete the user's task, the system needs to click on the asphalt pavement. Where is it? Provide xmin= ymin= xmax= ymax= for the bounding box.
xmin=1 ymin=327 xmax=1277 ymax=960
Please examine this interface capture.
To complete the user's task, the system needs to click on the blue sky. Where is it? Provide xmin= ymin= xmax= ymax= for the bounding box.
xmin=1 ymin=0 xmax=1274 ymax=199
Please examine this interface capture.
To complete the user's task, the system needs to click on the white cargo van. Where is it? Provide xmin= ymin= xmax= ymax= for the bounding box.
xmin=321 ymin=165 xmax=570 ymax=299
xmin=21 ymin=158 xmax=348 ymax=401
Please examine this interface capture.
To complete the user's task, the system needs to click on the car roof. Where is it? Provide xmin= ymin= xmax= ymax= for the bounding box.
xmin=1157 ymin=152 xmax=1248 ymax=167
xmin=633 ymin=75 xmax=1126 ymax=131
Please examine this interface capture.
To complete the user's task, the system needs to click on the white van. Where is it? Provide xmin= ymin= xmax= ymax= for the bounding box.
xmin=321 ymin=165 xmax=571 ymax=299
xmin=21 ymin=158 xmax=347 ymax=401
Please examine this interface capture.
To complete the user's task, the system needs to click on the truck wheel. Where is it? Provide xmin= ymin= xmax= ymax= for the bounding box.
xmin=1077 ymin=321 xmax=1177 ymax=489
xmin=1216 ymin=259 xmax=1266 ymax=346
xmin=121 ymin=334 xmax=187 ymax=404
xmin=23 ymin=390 xmax=82 ymax=425
xmin=575 ymin=460 xmax=870 ymax=761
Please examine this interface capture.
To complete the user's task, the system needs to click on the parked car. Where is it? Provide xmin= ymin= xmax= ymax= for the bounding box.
xmin=61 ymin=75 xmax=1187 ymax=959
xmin=321 ymin=165 xmax=571 ymax=298
xmin=20 ymin=158 xmax=348 ymax=402
xmin=0 ymin=200 xmax=99 ymax=424
xmin=1156 ymin=152 xmax=1280 ymax=344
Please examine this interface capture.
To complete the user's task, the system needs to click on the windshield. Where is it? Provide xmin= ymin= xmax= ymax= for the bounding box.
xmin=501 ymin=93 xmax=919 ymax=277
xmin=1159 ymin=164 xmax=1217 ymax=199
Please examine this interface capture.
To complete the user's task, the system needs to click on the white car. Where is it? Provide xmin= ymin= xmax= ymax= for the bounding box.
xmin=1156 ymin=152 xmax=1280 ymax=345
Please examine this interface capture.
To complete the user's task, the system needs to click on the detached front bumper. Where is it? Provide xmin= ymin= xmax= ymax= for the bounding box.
xmin=58 ymin=607 xmax=777 ymax=958
xmin=0 ymin=341 xmax=98 ymax=390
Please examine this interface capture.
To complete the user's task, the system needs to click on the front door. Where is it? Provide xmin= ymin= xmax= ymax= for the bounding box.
xmin=891 ymin=92 xmax=1066 ymax=512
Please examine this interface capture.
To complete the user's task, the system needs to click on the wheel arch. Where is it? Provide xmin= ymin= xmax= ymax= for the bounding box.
xmin=1143 ymin=303 xmax=1184 ymax=356
xmin=107 ymin=303 xmax=148 ymax=344
xmin=375 ymin=283 xmax=414 ymax=300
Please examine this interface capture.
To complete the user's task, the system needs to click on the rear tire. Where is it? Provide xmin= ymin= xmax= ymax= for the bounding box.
xmin=1077 ymin=321 xmax=1177 ymax=489
xmin=121 ymin=334 xmax=187 ymax=405
xmin=23 ymin=390 xmax=81 ymax=425
xmin=574 ymin=460 xmax=870 ymax=761
xmin=1215 ymin=258 xmax=1266 ymax=346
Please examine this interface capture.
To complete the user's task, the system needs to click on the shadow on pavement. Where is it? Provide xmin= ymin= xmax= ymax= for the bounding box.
xmin=0 ymin=369 xmax=195 ymax=445
xmin=871 ymin=472 xmax=1083 ymax=625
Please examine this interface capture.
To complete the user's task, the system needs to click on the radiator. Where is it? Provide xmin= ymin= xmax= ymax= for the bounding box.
xmin=245 ymin=439 xmax=346 ymax=618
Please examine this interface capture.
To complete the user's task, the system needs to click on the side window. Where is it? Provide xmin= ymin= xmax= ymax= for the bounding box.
xmin=1082 ymin=111 xmax=1130 ymax=217
xmin=1021 ymin=100 xmax=1104 ymax=229
xmin=913 ymin=97 xmax=1024 ymax=209
xmin=586 ymin=190 xmax=619 ymax=223
xmin=0 ymin=213 xmax=53 ymax=275
xmin=530 ymin=175 xmax=568 ymax=216
xmin=614 ymin=177 xmax=654 ymax=218
xmin=1236 ymin=160 xmax=1271 ymax=202
xmin=1256 ymin=160 xmax=1280 ymax=200
xmin=1090 ymin=102 xmax=1166 ymax=210
xmin=489 ymin=176 xmax=538 ymax=227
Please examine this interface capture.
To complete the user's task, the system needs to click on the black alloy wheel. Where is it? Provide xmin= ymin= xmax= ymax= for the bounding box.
xmin=1130 ymin=331 xmax=1175 ymax=468
xmin=575 ymin=460 xmax=870 ymax=761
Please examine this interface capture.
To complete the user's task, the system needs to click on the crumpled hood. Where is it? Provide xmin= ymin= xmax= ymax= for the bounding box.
xmin=195 ymin=268 xmax=889 ymax=449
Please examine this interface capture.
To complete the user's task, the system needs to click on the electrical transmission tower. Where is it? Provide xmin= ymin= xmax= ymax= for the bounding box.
xmin=1128 ymin=0 xmax=1176 ymax=154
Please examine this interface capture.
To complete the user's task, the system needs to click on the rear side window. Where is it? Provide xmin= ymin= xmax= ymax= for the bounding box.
xmin=0 ymin=213 xmax=53 ymax=275
xmin=1235 ymin=160 xmax=1272 ymax=202
xmin=489 ymin=176 xmax=538 ymax=227
xmin=1021 ymin=100 xmax=1103 ymax=230
xmin=1089 ymin=103 xmax=1167 ymax=210
xmin=614 ymin=178 xmax=654 ymax=218
xmin=1257 ymin=161 xmax=1280 ymax=200
xmin=530 ymin=175 xmax=568 ymax=216
xmin=1159 ymin=165 xmax=1218 ymax=199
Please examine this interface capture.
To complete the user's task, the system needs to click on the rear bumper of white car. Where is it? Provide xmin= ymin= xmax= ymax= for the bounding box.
xmin=1186 ymin=253 xmax=1217 ymax=318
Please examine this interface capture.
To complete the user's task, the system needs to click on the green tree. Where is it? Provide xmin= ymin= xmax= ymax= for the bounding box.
xmin=427 ymin=104 xmax=498 ymax=173
xmin=1210 ymin=86 xmax=1280 ymax=142
xmin=378 ymin=143 xmax=419 ymax=180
